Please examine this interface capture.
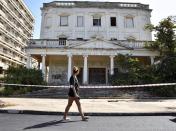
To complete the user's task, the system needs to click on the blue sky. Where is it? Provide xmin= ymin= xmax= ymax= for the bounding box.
xmin=24 ymin=0 xmax=176 ymax=39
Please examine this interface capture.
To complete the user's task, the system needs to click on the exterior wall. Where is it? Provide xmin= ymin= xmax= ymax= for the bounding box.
xmin=40 ymin=3 xmax=152 ymax=41
xmin=0 ymin=0 xmax=34 ymax=75
xmin=48 ymin=56 xmax=68 ymax=85
xmin=27 ymin=1 xmax=158 ymax=85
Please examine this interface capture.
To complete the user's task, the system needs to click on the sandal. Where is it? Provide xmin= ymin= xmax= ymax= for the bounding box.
xmin=62 ymin=117 xmax=70 ymax=122
xmin=82 ymin=116 xmax=89 ymax=121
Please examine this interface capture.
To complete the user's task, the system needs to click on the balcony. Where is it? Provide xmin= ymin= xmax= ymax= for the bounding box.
xmin=27 ymin=39 xmax=146 ymax=49
xmin=118 ymin=40 xmax=146 ymax=49
xmin=28 ymin=39 xmax=68 ymax=48
xmin=0 ymin=9 xmax=6 ymax=18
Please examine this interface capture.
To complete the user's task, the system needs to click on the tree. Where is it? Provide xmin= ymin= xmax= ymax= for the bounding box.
xmin=145 ymin=17 xmax=176 ymax=56
xmin=145 ymin=17 xmax=176 ymax=97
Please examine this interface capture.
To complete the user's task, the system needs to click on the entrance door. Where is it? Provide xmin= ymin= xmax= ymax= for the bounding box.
xmin=89 ymin=68 xmax=106 ymax=84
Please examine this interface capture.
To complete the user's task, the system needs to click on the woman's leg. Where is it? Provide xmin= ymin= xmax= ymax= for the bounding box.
xmin=63 ymin=97 xmax=74 ymax=119
xmin=74 ymin=98 xmax=85 ymax=119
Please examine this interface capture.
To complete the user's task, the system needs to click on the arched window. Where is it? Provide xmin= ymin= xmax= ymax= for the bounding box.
xmin=58 ymin=34 xmax=67 ymax=45
xmin=127 ymin=36 xmax=136 ymax=41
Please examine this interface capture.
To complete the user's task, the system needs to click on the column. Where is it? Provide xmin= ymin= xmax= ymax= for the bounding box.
xmin=83 ymin=55 xmax=88 ymax=84
xmin=110 ymin=55 xmax=115 ymax=75
xmin=37 ymin=61 xmax=40 ymax=70
xmin=41 ymin=54 xmax=46 ymax=80
xmin=67 ymin=54 xmax=72 ymax=82
xmin=150 ymin=56 xmax=155 ymax=65
xmin=26 ymin=54 xmax=32 ymax=69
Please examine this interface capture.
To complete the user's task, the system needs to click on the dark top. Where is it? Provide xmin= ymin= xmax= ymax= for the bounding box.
xmin=68 ymin=75 xmax=79 ymax=97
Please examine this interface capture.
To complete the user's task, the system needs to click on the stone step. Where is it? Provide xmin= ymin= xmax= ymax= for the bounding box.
xmin=17 ymin=87 xmax=152 ymax=99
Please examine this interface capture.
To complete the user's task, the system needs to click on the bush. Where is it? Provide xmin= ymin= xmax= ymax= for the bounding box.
xmin=109 ymin=54 xmax=176 ymax=97
xmin=109 ymin=54 xmax=154 ymax=85
xmin=148 ymin=56 xmax=176 ymax=97
xmin=2 ymin=66 xmax=46 ymax=96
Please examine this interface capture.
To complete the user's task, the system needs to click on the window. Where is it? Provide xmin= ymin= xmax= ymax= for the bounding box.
xmin=0 ymin=5 xmax=2 ymax=10
xmin=0 ymin=67 xmax=3 ymax=74
xmin=93 ymin=16 xmax=101 ymax=26
xmin=45 ymin=17 xmax=52 ymax=28
xmin=110 ymin=17 xmax=116 ymax=26
xmin=127 ymin=36 xmax=136 ymax=41
xmin=125 ymin=17 xmax=134 ymax=28
xmin=59 ymin=37 xmax=67 ymax=45
xmin=77 ymin=16 xmax=84 ymax=27
xmin=76 ymin=38 xmax=83 ymax=40
xmin=60 ymin=16 xmax=68 ymax=26
xmin=2 ymin=59 xmax=6 ymax=63
xmin=110 ymin=38 xmax=117 ymax=41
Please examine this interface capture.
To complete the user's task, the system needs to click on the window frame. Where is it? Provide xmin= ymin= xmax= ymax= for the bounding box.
xmin=93 ymin=16 xmax=101 ymax=26
xmin=60 ymin=16 xmax=69 ymax=26
xmin=125 ymin=16 xmax=134 ymax=28
xmin=77 ymin=16 xmax=84 ymax=27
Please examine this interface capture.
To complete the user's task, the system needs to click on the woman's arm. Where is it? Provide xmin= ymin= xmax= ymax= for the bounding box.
xmin=70 ymin=85 xmax=79 ymax=98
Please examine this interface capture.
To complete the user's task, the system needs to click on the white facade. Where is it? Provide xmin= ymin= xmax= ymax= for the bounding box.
xmin=27 ymin=1 xmax=158 ymax=85
xmin=40 ymin=3 xmax=152 ymax=41
xmin=0 ymin=0 xmax=34 ymax=77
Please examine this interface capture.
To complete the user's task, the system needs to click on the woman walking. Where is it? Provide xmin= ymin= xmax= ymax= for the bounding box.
xmin=63 ymin=66 xmax=89 ymax=121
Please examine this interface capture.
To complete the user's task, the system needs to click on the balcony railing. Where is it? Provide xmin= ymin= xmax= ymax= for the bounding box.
xmin=28 ymin=39 xmax=68 ymax=48
xmin=27 ymin=39 xmax=147 ymax=49
xmin=118 ymin=40 xmax=146 ymax=49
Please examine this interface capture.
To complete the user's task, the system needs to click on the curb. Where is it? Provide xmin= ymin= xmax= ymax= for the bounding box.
xmin=0 ymin=109 xmax=176 ymax=116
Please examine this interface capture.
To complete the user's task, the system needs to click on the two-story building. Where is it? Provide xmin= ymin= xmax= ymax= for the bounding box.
xmin=27 ymin=1 xmax=158 ymax=85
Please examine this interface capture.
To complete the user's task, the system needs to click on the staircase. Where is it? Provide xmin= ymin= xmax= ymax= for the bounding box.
xmin=17 ymin=87 xmax=152 ymax=99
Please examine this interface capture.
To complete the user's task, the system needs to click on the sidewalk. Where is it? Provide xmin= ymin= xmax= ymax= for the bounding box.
xmin=0 ymin=98 xmax=176 ymax=116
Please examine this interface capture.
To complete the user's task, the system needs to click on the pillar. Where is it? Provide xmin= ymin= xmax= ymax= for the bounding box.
xmin=110 ymin=55 xmax=115 ymax=75
xmin=41 ymin=54 xmax=46 ymax=80
xmin=26 ymin=54 xmax=32 ymax=69
xmin=150 ymin=56 xmax=155 ymax=65
xmin=67 ymin=54 xmax=72 ymax=82
xmin=83 ymin=55 xmax=88 ymax=84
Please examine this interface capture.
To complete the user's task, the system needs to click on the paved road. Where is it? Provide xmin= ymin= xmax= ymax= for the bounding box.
xmin=0 ymin=114 xmax=176 ymax=131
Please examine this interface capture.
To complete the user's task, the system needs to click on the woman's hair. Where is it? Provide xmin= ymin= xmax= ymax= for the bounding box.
xmin=73 ymin=66 xmax=79 ymax=74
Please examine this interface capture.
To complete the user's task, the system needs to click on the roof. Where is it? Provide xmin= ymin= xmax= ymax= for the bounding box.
xmin=42 ymin=1 xmax=152 ymax=11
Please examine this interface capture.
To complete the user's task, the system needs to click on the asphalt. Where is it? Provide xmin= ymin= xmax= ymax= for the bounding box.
xmin=0 ymin=98 xmax=176 ymax=116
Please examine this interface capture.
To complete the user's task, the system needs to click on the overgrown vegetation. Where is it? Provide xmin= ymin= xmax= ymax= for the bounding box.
xmin=110 ymin=17 xmax=176 ymax=97
xmin=109 ymin=54 xmax=153 ymax=85
xmin=0 ymin=66 xmax=46 ymax=96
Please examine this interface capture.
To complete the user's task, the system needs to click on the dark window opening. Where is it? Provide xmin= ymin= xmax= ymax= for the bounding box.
xmin=93 ymin=18 xmax=101 ymax=26
xmin=0 ymin=67 xmax=3 ymax=74
xmin=59 ymin=38 xmax=67 ymax=45
xmin=110 ymin=17 xmax=116 ymax=26
xmin=111 ymin=38 xmax=117 ymax=41
xmin=76 ymin=38 xmax=83 ymax=40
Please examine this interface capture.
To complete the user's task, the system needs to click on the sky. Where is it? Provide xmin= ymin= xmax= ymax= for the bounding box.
xmin=24 ymin=0 xmax=176 ymax=39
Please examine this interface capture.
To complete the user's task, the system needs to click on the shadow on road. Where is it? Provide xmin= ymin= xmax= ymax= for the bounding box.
xmin=23 ymin=119 xmax=81 ymax=130
xmin=170 ymin=117 xmax=176 ymax=123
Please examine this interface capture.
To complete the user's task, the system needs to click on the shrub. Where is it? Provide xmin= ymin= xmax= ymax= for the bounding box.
xmin=2 ymin=66 xmax=46 ymax=96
